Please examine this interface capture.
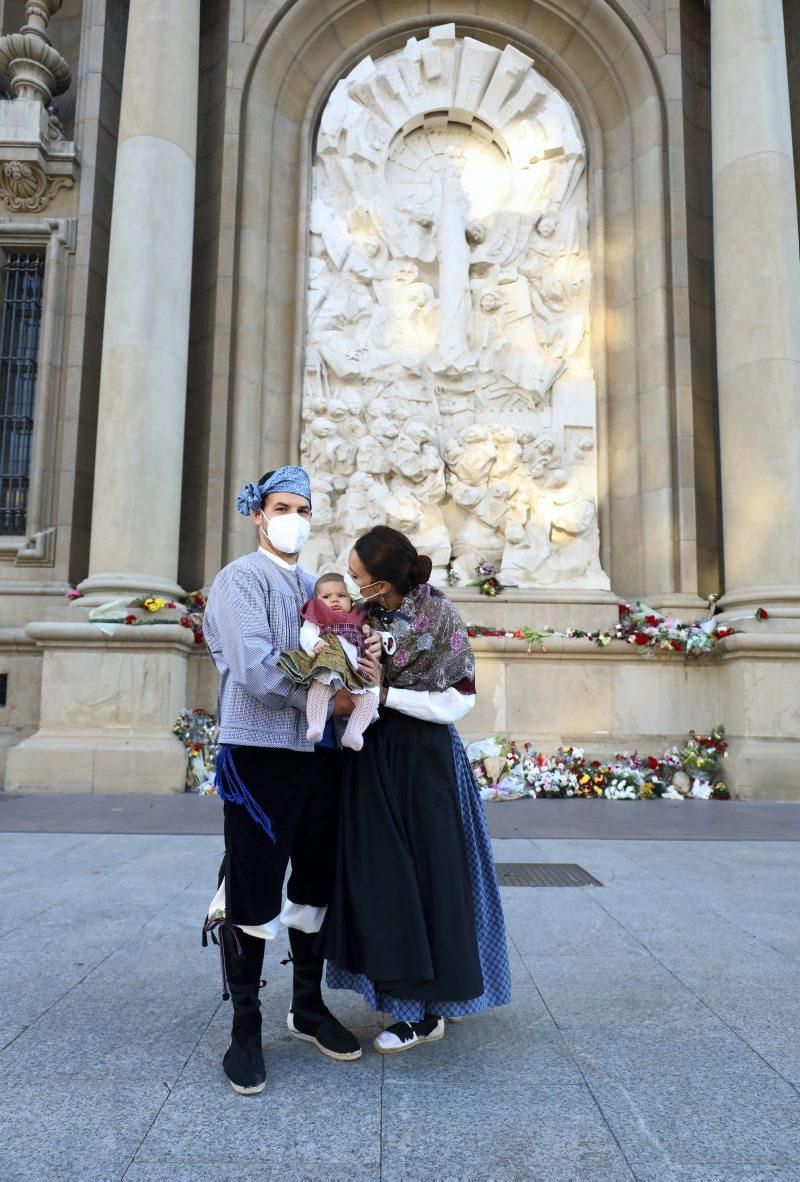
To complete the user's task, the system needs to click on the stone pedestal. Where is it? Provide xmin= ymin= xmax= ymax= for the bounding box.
xmin=6 ymin=624 xmax=194 ymax=793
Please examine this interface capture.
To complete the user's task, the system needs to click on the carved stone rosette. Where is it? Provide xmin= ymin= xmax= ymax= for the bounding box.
xmin=0 ymin=159 xmax=72 ymax=211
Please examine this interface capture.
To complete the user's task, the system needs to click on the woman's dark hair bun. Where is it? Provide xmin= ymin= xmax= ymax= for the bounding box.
xmin=412 ymin=554 xmax=433 ymax=585
xmin=353 ymin=526 xmax=432 ymax=595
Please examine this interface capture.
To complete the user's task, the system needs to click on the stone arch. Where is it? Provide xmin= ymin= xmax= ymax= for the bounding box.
xmin=224 ymin=0 xmax=690 ymax=601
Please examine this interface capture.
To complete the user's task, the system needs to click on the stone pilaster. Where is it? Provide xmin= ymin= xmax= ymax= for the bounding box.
xmin=78 ymin=0 xmax=200 ymax=603
xmin=710 ymin=0 xmax=800 ymax=624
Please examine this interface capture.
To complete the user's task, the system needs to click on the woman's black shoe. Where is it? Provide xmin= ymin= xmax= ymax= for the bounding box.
xmin=373 ymin=1014 xmax=445 ymax=1055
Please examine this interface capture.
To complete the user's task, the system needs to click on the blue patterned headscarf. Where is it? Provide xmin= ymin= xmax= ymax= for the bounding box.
xmin=236 ymin=465 xmax=312 ymax=516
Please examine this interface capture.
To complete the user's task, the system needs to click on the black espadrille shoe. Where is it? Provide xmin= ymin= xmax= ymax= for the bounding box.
xmin=207 ymin=922 xmax=267 ymax=1095
xmin=223 ymin=1011 xmax=266 ymax=1095
xmin=287 ymin=1007 xmax=362 ymax=1061
xmin=286 ymin=927 xmax=362 ymax=1061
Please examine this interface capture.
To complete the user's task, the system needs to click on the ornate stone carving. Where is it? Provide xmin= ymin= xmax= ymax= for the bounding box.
xmin=0 ymin=1 xmax=71 ymax=106
xmin=0 ymin=160 xmax=72 ymax=211
xmin=300 ymin=27 xmax=609 ymax=590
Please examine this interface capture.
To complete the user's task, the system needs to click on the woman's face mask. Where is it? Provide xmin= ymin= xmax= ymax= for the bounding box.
xmin=344 ymin=570 xmax=383 ymax=603
xmin=260 ymin=511 xmax=311 ymax=556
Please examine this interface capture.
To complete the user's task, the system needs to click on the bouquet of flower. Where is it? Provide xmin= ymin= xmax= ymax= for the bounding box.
xmin=466 ymin=736 xmax=529 ymax=799
xmin=474 ymin=561 xmax=504 ymax=598
xmin=605 ymin=763 xmax=645 ymax=800
xmin=522 ymin=746 xmax=585 ymax=797
xmin=617 ymin=601 xmax=735 ymax=658
xmin=173 ymin=708 xmax=219 ymax=791
xmin=680 ymin=726 xmax=729 ymax=798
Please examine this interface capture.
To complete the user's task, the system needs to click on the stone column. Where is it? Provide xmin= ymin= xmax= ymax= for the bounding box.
xmin=711 ymin=0 xmax=800 ymax=622
xmin=78 ymin=0 xmax=200 ymax=602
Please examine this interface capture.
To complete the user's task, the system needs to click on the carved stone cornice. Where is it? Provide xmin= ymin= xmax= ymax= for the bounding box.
xmin=0 ymin=1 xmax=70 ymax=106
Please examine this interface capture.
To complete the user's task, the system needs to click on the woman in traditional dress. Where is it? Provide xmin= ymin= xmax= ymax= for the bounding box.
xmin=321 ymin=525 xmax=511 ymax=1052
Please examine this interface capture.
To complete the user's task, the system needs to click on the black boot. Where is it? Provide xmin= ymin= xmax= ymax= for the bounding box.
xmin=287 ymin=927 xmax=361 ymax=1061
xmin=220 ymin=925 xmax=267 ymax=1095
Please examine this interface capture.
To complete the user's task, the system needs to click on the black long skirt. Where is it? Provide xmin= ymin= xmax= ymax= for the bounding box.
xmin=321 ymin=707 xmax=484 ymax=1002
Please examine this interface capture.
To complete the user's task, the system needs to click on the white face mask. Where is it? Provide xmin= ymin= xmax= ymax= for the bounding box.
xmin=260 ymin=512 xmax=311 ymax=556
xmin=344 ymin=570 xmax=383 ymax=603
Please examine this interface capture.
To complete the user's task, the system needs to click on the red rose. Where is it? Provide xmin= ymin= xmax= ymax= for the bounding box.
xmin=756 ymin=608 xmax=769 ymax=620
xmin=634 ymin=633 xmax=649 ymax=646
xmin=645 ymin=615 xmax=660 ymax=627
xmin=124 ymin=614 xmax=136 ymax=625
xmin=671 ymin=639 xmax=683 ymax=651
xmin=647 ymin=756 xmax=659 ymax=770
xmin=180 ymin=616 xmax=192 ymax=629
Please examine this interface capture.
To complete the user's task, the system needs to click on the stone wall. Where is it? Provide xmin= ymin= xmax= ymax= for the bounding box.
xmin=681 ymin=0 xmax=722 ymax=599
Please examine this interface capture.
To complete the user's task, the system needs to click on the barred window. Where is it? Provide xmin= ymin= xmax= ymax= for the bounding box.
xmin=0 ymin=253 xmax=45 ymax=536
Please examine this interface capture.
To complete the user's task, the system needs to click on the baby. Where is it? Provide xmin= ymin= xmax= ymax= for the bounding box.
xmin=279 ymin=573 xmax=380 ymax=751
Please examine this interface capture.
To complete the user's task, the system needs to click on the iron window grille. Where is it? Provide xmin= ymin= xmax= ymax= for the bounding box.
xmin=0 ymin=253 xmax=45 ymax=536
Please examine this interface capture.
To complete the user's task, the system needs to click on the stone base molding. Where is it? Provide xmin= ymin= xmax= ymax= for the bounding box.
xmin=5 ymin=623 xmax=194 ymax=793
xmin=460 ymin=634 xmax=800 ymax=801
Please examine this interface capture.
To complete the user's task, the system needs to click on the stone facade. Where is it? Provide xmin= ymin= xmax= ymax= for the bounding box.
xmin=0 ymin=0 xmax=798 ymax=798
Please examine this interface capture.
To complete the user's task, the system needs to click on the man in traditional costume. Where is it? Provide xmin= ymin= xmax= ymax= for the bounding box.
xmin=202 ymin=465 xmax=381 ymax=1094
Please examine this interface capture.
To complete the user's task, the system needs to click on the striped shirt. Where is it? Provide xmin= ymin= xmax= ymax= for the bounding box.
xmin=203 ymin=548 xmax=317 ymax=750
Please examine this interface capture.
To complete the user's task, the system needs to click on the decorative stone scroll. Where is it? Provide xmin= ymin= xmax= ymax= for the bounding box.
xmin=300 ymin=26 xmax=609 ymax=591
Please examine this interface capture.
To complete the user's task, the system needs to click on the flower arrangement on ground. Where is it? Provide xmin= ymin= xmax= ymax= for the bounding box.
xmin=467 ymin=727 xmax=731 ymax=801
xmin=469 ymin=736 xmax=529 ymax=798
xmin=173 ymin=708 xmax=218 ymax=792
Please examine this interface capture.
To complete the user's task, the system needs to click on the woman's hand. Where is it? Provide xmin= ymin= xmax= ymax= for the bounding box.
xmin=358 ymin=626 xmax=383 ymax=684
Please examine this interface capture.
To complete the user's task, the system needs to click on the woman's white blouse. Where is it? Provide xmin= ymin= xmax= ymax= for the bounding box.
xmin=385 ymin=685 xmax=475 ymax=724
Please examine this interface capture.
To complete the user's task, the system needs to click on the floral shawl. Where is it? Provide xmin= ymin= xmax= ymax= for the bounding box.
xmin=368 ymin=584 xmax=475 ymax=693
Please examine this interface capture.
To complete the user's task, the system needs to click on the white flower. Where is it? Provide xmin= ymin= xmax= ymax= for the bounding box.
xmin=690 ymin=777 xmax=713 ymax=800
xmin=466 ymin=737 xmax=502 ymax=761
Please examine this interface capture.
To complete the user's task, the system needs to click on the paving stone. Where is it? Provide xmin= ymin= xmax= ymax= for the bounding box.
xmin=3 ymin=832 xmax=800 ymax=1179
xmin=380 ymin=1080 xmax=635 ymax=1180
xmin=566 ymin=1026 xmax=800 ymax=1175
xmin=0 ymin=1076 xmax=169 ymax=1182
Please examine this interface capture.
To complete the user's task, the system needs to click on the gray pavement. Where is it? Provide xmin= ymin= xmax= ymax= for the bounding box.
xmin=3 ymin=790 xmax=800 ymax=840
xmin=2 ymin=829 xmax=800 ymax=1180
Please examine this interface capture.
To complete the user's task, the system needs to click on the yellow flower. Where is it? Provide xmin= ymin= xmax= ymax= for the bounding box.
xmin=143 ymin=597 xmax=165 ymax=613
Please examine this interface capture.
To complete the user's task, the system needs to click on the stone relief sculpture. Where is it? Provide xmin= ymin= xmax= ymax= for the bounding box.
xmin=299 ymin=26 xmax=610 ymax=591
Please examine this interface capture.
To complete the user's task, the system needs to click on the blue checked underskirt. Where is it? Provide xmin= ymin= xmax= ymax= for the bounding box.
xmin=326 ymin=725 xmax=512 ymax=1021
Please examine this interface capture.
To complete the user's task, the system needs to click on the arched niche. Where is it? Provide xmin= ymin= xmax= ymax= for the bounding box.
xmin=222 ymin=0 xmax=694 ymax=603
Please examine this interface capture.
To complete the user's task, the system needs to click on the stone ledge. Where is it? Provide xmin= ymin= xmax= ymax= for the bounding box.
xmin=25 ymin=621 xmax=197 ymax=651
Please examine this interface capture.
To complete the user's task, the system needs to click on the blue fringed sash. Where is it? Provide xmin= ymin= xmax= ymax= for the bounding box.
xmin=214 ymin=745 xmax=277 ymax=843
